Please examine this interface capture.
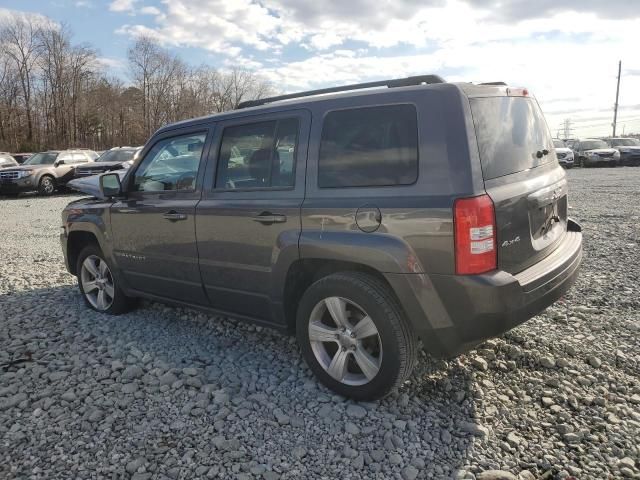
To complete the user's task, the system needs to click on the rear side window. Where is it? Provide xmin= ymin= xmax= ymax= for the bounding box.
xmin=318 ymin=104 xmax=418 ymax=188
xmin=470 ymin=97 xmax=554 ymax=180
xmin=215 ymin=118 xmax=299 ymax=190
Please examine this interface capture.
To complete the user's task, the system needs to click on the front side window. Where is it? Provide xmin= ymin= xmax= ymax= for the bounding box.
xmin=318 ymin=104 xmax=418 ymax=188
xmin=133 ymin=132 xmax=206 ymax=192
xmin=215 ymin=118 xmax=299 ymax=190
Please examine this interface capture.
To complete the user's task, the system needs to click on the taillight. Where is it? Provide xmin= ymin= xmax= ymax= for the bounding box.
xmin=454 ymin=194 xmax=497 ymax=275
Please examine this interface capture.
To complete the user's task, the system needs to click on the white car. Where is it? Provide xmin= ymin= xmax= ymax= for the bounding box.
xmin=553 ymin=139 xmax=574 ymax=168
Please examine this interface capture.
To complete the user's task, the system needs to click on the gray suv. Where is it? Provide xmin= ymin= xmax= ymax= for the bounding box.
xmin=60 ymin=76 xmax=583 ymax=399
xmin=0 ymin=149 xmax=96 ymax=196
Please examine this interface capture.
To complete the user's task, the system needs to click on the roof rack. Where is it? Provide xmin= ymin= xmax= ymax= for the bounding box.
xmin=237 ymin=74 xmax=445 ymax=109
xmin=479 ymin=81 xmax=507 ymax=86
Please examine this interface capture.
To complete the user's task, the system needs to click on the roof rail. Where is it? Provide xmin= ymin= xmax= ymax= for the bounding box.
xmin=479 ymin=81 xmax=507 ymax=86
xmin=237 ymin=74 xmax=445 ymax=109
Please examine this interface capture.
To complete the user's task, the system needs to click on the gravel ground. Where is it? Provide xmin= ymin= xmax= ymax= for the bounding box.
xmin=1 ymin=168 xmax=639 ymax=480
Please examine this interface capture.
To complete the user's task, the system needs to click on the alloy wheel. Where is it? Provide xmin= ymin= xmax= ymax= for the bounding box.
xmin=41 ymin=178 xmax=54 ymax=194
xmin=80 ymin=255 xmax=115 ymax=311
xmin=308 ymin=296 xmax=382 ymax=386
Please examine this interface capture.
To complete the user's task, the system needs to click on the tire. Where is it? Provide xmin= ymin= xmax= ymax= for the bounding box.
xmin=76 ymin=244 xmax=135 ymax=315
xmin=38 ymin=175 xmax=56 ymax=196
xmin=296 ymin=272 xmax=417 ymax=400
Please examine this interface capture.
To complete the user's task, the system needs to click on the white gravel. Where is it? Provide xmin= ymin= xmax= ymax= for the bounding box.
xmin=1 ymin=168 xmax=639 ymax=480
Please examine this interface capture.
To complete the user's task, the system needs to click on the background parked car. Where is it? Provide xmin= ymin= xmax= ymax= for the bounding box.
xmin=11 ymin=153 xmax=33 ymax=164
xmin=74 ymin=146 xmax=143 ymax=178
xmin=0 ymin=153 xmax=18 ymax=169
xmin=553 ymin=139 xmax=574 ymax=168
xmin=572 ymin=139 xmax=620 ymax=167
xmin=0 ymin=149 xmax=96 ymax=196
xmin=607 ymin=137 xmax=640 ymax=166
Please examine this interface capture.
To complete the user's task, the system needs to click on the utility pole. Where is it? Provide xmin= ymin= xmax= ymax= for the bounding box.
xmin=612 ymin=60 xmax=621 ymax=137
xmin=561 ymin=119 xmax=574 ymax=139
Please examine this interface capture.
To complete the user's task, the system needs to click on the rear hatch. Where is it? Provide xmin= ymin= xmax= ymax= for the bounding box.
xmin=469 ymin=94 xmax=567 ymax=274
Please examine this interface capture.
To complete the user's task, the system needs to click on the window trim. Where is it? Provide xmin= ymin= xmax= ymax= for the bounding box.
xmin=317 ymin=103 xmax=420 ymax=189
xmin=129 ymin=130 xmax=209 ymax=194
xmin=212 ymin=117 xmax=300 ymax=193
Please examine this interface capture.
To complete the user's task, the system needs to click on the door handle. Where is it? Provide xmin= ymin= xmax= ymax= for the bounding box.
xmin=252 ymin=212 xmax=287 ymax=224
xmin=163 ymin=211 xmax=188 ymax=221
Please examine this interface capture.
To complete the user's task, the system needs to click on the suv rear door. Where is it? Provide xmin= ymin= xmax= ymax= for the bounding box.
xmin=469 ymin=94 xmax=567 ymax=274
xmin=195 ymin=110 xmax=310 ymax=324
xmin=110 ymin=127 xmax=212 ymax=304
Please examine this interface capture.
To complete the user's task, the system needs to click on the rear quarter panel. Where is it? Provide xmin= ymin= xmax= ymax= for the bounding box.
xmin=301 ymin=84 xmax=483 ymax=275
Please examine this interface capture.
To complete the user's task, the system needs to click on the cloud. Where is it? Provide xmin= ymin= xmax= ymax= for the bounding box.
xmin=109 ymin=0 xmax=137 ymax=13
xmin=463 ymin=0 xmax=640 ymax=21
xmin=111 ymin=0 xmax=640 ymax=136
xmin=96 ymin=56 xmax=127 ymax=72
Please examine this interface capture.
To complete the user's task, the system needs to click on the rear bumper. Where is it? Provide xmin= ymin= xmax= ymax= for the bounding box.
xmin=386 ymin=219 xmax=583 ymax=357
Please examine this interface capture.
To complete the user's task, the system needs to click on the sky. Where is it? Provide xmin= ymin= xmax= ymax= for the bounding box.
xmin=2 ymin=0 xmax=640 ymax=137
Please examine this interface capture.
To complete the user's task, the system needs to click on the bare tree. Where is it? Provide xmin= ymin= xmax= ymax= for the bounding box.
xmin=0 ymin=16 xmax=277 ymax=152
xmin=0 ymin=13 xmax=41 ymax=146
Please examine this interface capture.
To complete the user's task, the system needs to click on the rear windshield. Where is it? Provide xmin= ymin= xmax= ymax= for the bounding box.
xmin=470 ymin=97 xmax=554 ymax=179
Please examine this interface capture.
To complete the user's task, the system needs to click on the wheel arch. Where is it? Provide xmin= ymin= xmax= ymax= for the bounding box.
xmin=281 ymin=258 xmax=402 ymax=333
xmin=66 ymin=230 xmax=101 ymax=275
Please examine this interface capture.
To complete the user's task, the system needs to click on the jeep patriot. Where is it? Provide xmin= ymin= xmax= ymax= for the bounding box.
xmin=60 ymin=75 xmax=583 ymax=399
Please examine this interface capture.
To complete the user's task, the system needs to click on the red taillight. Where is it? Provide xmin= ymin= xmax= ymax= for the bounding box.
xmin=454 ymin=194 xmax=497 ymax=275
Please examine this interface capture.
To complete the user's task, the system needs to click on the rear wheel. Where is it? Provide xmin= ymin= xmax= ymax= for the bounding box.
xmin=38 ymin=176 xmax=55 ymax=195
xmin=296 ymin=272 xmax=417 ymax=400
xmin=76 ymin=245 xmax=135 ymax=315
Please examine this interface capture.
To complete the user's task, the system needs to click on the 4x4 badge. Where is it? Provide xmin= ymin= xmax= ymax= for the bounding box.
xmin=502 ymin=236 xmax=520 ymax=247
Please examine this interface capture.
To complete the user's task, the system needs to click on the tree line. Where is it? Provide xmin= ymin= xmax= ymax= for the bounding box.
xmin=0 ymin=12 xmax=274 ymax=153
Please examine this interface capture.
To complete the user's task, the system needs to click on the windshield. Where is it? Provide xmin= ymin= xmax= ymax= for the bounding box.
xmin=611 ymin=138 xmax=640 ymax=147
xmin=553 ymin=139 xmax=565 ymax=148
xmin=581 ymin=140 xmax=608 ymax=150
xmin=470 ymin=96 xmax=554 ymax=179
xmin=24 ymin=152 xmax=58 ymax=165
xmin=97 ymin=149 xmax=136 ymax=162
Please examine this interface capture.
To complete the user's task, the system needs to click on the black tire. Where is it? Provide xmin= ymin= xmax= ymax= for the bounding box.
xmin=296 ymin=272 xmax=417 ymax=400
xmin=38 ymin=175 xmax=56 ymax=196
xmin=76 ymin=244 xmax=136 ymax=315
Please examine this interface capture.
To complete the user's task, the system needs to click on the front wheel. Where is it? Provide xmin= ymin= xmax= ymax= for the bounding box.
xmin=76 ymin=245 xmax=136 ymax=315
xmin=296 ymin=272 xmax=417 ymax=400
xmin=38 ymin=176 xmax=56 ymax=195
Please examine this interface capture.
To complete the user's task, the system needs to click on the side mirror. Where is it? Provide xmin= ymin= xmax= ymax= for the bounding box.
xmin=99 ymin=173 xmax=122 ymax=198
xmin=55 ymin=159 xmax=65 ymax=166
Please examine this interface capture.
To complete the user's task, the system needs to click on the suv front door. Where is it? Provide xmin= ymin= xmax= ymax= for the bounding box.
xmin=110 ymin=127 xmax=212 ymax=304
xmin=196 ymin=111 xmax=310 ymax=325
